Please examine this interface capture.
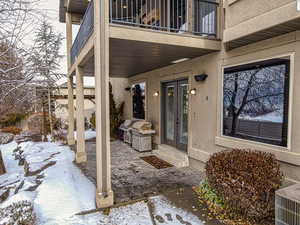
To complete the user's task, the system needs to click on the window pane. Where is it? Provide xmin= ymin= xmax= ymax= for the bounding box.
xmin=132 ymin=82 xmax=145 ymax=119
xmin=223 ymin=59 xmax=289 ymax=147
xmin=165 ymin=85 xmax=175 ymax=141
xmin=179 ymin=83 xmax=188 ymax=145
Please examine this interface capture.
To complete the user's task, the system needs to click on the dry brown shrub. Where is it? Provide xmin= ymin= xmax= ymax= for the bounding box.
xmin=206 ymin=149 xmax=283 ymax=223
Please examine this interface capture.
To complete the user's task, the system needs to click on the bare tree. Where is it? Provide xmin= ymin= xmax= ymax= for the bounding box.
xmin=0 ymin=0 xmax=41 ymax=118
xmin=223 ymin=64 xmax=286 ymax=136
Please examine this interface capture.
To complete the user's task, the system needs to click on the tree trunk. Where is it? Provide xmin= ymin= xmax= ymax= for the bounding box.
xmin=48 ymin=88 xmax=53 ymax=141
xmin=230 ymin=113 xmax=238 ymax=136
xmin=42 ymin=100 xmax=47 ymax=142
xmin=0 ymin=150 xmax=6 ymax=175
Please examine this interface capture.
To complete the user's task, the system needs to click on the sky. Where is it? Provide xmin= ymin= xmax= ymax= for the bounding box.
xmin=32 ymin=0 xmax=94 ymax=86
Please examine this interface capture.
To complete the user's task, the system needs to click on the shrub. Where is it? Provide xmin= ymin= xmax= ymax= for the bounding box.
xmin=91 ymin=82 xmax=125 ymax=138
xmin=27 ymin=112 xmax=58 ymax=134
xmin=1 ymin=126 xmax=22 ymax=135
xmin=0 ymin=200 xmax=36 ymax=225
xmin=53 ymin=129 xmax=67 ymax=144
xmin=205 ymin=149 xmax=283 ymax=223
xmin=109 ymin=82 xmax=125 ymax=138
xmin=0 ymin=113 xmax=27 ymax=128
xmin=90 ymin=113 xmax=95 ymax=130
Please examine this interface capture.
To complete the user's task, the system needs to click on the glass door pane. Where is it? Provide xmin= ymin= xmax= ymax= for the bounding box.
xmin=178 ymin=82 xmax=188 ymax=146
xmin=164 ymin=84 xmax=176 ymax=145
xmin=162 ymin=79 xmax=188 ymax=151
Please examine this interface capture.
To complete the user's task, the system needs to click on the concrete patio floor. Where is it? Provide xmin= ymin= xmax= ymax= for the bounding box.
xmin=79 ymin=139 xmax=203 ymax=203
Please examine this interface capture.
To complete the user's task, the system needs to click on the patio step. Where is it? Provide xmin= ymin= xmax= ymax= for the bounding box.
xmin=155 ymin=145 xmax=189 ymax=168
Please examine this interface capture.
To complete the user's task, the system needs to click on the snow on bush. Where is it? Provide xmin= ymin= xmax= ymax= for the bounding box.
xmin=0 ymin=200 xmax=36 ymax=225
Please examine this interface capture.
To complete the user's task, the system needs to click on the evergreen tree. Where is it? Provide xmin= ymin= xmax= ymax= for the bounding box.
xmin=109 ymin=82 xmax=124 ymax=138
xmin=133 ymin=84 xmax=145 ymax=119
xmin=29 ymin=20 xmax=64 ymax=140
xmin=30 ymin=20 xmax=64 ymax=87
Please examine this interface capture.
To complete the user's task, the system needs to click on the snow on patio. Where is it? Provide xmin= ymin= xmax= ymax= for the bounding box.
xmin=74 ymin=129 xmax=96 ymax=141
xmin=0 ymin=139 xmax=208 ymax=225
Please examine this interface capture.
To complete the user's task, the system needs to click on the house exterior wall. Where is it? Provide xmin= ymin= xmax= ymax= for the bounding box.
xmin=225 ymin=0 xmax=295 ymax=28
xmin=55 ymin=87 xmax=96 ymax=124
xmin=223 ymin=0 xmax=300 ymax=42
xmin=127 ymin=31 xmax=300 ymax=182
xmin=55 ymin=78 xmax=128 ymax=125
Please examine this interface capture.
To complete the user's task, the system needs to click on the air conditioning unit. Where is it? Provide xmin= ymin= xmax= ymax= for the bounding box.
xmin=275 ymin=184 xmax=300 ymax=225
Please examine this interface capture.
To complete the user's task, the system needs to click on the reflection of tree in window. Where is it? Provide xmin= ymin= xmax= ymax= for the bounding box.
xmin=132 ymin=83 xmax=145 ymax=119
xmin=223 ymin=59 xmax=290 ymax=147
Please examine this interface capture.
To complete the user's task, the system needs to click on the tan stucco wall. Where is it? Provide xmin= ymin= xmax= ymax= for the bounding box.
xmin=55 ymin=87 xmax=96 ymax=124
xmin=225 ymin=0 xmax=295 ymax=28
xmin=110 ymin=77 xmax=131 ymax=120
xmin=223 ymin=0 xmax=300 ymax=42
xmin=55 ymin=78 xmax=129 ymax=124
xmin=127 ymin=31 xmax=300 ymax=182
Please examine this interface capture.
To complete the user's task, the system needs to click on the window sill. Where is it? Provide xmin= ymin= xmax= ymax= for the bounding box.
xmin=215 ymin=136 xmax=300 ymax=166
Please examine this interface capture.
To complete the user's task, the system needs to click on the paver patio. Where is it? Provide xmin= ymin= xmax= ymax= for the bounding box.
xmin=79 ymin=139 xmax=203 ymax=203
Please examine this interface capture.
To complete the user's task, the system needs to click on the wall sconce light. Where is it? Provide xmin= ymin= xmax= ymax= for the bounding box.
xmin=194 ymin=73 xmax=208 ymax=82
xmin=190 ymin=88 xmax=196 ymax=95
xmin=153 ymin=91 xmax=159 ymax=97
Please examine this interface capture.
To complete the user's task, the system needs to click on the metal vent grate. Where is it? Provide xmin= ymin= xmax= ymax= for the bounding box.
xmin=276 ymin=190 xmax=300 ymax=225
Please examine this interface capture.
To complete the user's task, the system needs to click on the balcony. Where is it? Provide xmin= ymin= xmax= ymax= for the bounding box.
xmin=70 ymin=0 xmax=221 ymax=76
xmin=71 ymin=1 xmax=94 ymax=64
xmin=110 ymin=0 xmax=218 ymax=36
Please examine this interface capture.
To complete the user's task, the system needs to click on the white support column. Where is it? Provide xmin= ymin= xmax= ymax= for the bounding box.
xmin=75 ymin=66 xmax=87 ymax=163
xmin=94 ymin=0 xmax=114 ymax=208
xmin=66 ymin=12 xmax=75 ymax=145
xmin=67 ymin=76 xmax=75 ymax=145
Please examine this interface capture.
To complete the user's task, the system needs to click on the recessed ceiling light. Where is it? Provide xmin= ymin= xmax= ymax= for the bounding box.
xmin=171 ymin=58 xmax=190 ymax=64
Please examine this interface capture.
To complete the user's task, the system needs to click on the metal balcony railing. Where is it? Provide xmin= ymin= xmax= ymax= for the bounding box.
xmin=70 ymin=0 xmax=94 ymax=65
xmin=109 ymin=0 xmax=218 ymax=36
xmin=193 ymin=0 xmax=218 ymax=35
xmin=70 ymin=0 xmax=218 ymax=65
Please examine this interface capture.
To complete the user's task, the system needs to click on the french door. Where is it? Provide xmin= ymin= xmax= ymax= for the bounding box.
xmin=162 ymin=79 xmax=189 ymax=151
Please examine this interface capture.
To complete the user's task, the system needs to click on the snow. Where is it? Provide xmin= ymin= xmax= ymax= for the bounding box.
xmin=74 ymin=130 xmax=96 ymax=141
xmin=150 ymin=196 xmax=204 ymax=225
xmin=34 ymin=146 xmax=97 ymax=224
xmin=84 ymin=130 xmax=97 ymax=140
xmin=240 ymin=111 xmax=283 ymax=123
xmin=0 ymin=141 xmax=98 ymax=225
xmin=1 ymin=141 xmax=20 ymax=174
xmin=100 ymin=201 xmax=153 ymax=225
xmin=0 ymin=140 xmax=206 ymax=225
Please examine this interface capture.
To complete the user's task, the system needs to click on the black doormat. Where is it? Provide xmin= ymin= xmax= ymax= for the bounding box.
xmin=140 ymin=155 xmax=173 ymax=169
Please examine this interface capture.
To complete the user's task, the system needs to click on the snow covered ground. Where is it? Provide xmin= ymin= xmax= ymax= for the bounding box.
xmin=0 ymin=140 xmax=206 ymax=225
xmin=74 ymin=129 xmax=96 ymax=141
xmin=0 ymin=141 xmax=100 ymax=225
xmin=240 ymin=111 xmax=283 ymax=123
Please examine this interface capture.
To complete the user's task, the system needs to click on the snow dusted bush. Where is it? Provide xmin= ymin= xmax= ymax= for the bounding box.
xmin=0 ymin=200 xmax=36 ymax=225
xmin=52 ymin=128 xmax=67 ymax=144
xmin=1 ymin=126 xmax=22 ymax=135
xmin=0 ymin=132 xmax=14 ymax=145
xmin=206 ymin=149 xmax=283 ymax=224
